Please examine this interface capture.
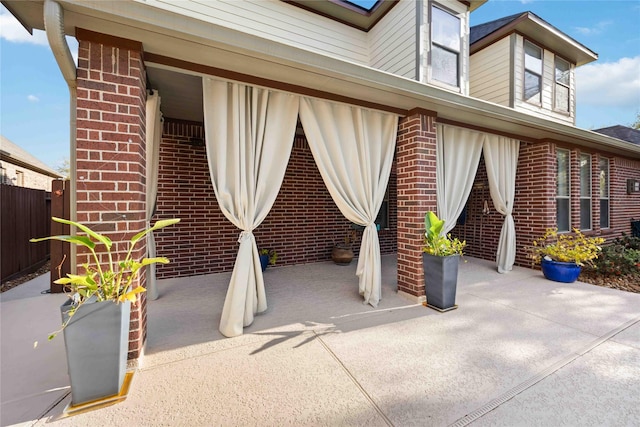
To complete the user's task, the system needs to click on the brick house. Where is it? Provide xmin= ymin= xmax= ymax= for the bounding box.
xmin=5 ymin=0 xmax=639 ymax=360
xmin=1 ymin=135 xmax=63 ymax=191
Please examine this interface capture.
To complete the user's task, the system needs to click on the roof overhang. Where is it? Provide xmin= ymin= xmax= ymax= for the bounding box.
xmin=3 ymin=0 xmax=636 ymax=159
xmin=0 ymin=152 xmax=63 ymax=178
xmin=471 ymin=12 xmax=598 ymax=66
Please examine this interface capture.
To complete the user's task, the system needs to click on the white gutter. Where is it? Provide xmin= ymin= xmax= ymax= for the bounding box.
xmin=44 ymin=0 xmax=77 ymax=273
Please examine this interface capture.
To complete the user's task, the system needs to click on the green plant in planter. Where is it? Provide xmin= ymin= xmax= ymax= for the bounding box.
xmin=259 ymin=248 xmax=278 ymax=266
xmin=529 ymin=228 xmax=604 ymax=267
xmin=30 ymin=217 xmax=180 ymax=340
xmin=422 ymin=211 xmax=466 ymax=256
xmin=421 ymin=211 xmax=465 ymax=312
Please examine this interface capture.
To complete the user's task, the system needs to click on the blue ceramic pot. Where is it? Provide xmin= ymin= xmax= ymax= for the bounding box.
xmin=259 ymin=254 xmax=269 ymax=272
xmin=541 ymin=258 xmax=581 ymax=283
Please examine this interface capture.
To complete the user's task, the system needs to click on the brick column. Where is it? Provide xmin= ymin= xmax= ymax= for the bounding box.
xmin=75 ymin=30 xmax=147 ymax=360
xmin=396 ymin=110 xmax=437 ymax=300
xmin=512 ymin=141 xmax=556 ymax=267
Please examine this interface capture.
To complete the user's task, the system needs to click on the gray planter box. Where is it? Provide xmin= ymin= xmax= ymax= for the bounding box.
xmin=422 ymin=253 xmax=460 ymax=311
xmin=61 ymin=298 xmax=131 ymax=405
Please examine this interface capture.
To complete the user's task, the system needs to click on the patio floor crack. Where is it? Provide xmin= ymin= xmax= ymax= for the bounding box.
xmin=314 ymin=330 xmax=395 ymax=427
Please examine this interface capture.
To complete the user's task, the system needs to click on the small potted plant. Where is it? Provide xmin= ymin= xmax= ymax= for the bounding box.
xmin=259 ymin=249 xmax=277 ymax=272
xmin=422 ymin=211 xmax=466 ymax=311
xmin=529 ymin=228 xmax=604 ymax=283
xmin=331 ymin=229 xmax=357 ymax=265
xmin=30 ymin=217 xmax=179 ymax=406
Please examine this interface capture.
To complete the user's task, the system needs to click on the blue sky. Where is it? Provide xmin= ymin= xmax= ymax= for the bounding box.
xmin=1 ymin=1 xmax=639 ymax=170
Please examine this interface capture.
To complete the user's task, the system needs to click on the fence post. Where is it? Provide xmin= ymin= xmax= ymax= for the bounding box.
xmin=50 ymin=179 xmax=71 ymax=293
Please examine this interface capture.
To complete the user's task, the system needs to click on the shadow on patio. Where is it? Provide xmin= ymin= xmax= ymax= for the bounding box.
xmin=144 ymin=255 xmax=536 ymax=363
xmin=146 ymin=255 xmax=426 ymax=358
xmin=4 ymin=255 xmax=640 ymax=426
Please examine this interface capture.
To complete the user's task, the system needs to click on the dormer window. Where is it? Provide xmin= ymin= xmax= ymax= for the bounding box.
xmin=555 ymin=57 xmax=570 ymax=113
xmin=524 ymin=40 xmax=543 ymax=104
xmin=430 ymin=4 xmax=461 ymax=88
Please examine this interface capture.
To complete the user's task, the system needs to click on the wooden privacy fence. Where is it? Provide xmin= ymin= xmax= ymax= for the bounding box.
xmin=50 ymin=179 xmax=70 ymax=292
xmin=0 ymin=184 xmax=52 ymax=282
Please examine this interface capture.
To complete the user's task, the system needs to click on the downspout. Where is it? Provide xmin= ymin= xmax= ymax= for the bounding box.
xmin=44 ymin=0 xmax=77 ymax=273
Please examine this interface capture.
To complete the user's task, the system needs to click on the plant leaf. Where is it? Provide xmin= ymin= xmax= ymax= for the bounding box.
xmin=131 ymin=219 xmax=180 ymax=244
xmin=51 ymin=217 xmax=112 ymax=249
xmin=118 ymin=286 xmax=146 ymax=303
xmin=54 ymin=274 xmax=93 ymax=286
xmin=30 ymin=235 xmax=96 ymax=250
xmin=141 ymin=257 xmax=170 ymax=266
xmin=424 ymin=211 xmax=445 ymax=239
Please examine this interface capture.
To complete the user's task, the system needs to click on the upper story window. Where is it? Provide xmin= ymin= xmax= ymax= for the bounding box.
xmin=524 ymin=40 xmax=543 ymax=104
xmin=555 ymin=57 xmax=571 ymax=113
xmin=430 ymin=5 xmax=461 ymax=88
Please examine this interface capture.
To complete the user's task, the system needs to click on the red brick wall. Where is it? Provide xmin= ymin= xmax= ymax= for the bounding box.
xmin=603 ymin=155 xmax=640 ymax=239
xmin=396 ymin=112 xmax=438 ymax=298
xmin=451 ymin=155 xmax=505 ymax=263
xmin=154 ymin=120 xmax=397 ymax=279
xmin=453 ymin=141 xmax=557 ymax=267
xmin=75 ymin=39 xmax=147 ymax=359
xmin=453 ymin=140 xmax=640 ymax=267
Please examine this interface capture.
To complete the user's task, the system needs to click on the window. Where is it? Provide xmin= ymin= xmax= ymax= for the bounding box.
xmin=431 ymin=5 xmax=461 ymax=87
xmin=524 ymin=41 xmax=543 ymax=104
xmin=599 ymin=158 xmax=609 ymax=229
xmin=555 ymin=57 xmax=570 ymax=113
xmin=375 ymin=186 xmax=390 ymax=229
xmin=579 ymin=153 xmax=591 ymax=230
xmin=0 ymin=166 xmax=8 ymax=185
xmin=15 ymin=170 xmax=24 ymax=187
xmin=556 ymin=149 xmax=570 ymax=232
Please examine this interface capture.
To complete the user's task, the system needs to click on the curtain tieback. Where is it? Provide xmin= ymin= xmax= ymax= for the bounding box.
xmin=237 ymin=230 xmax=253 ymax=243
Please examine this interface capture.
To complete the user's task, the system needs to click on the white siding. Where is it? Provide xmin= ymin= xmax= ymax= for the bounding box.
xmin=140 ymin=0 xmax=369 ymax=64
xmin=368 ymin=0 xmax=416 ymax=79
xmin=513 ymin=34 xmax=574 ymax=124
xmin=469 ymin=36 xmax=511 ymax=106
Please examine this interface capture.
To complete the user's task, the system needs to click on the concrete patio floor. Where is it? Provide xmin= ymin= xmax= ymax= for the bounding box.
xmin=2 ymin=255 xmax=639 ymax=426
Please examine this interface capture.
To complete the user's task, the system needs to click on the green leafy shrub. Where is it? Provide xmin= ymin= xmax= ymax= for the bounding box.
xmin=259 ymin=248 xmax=277 ymax=265
xmin=614 ymin=234 xmax=640 ymax=250
xmin=31 ymin=217 xmax=180 ymax=339
xmin=422 ymin=211 xmax=466 ymax=257
xmin=592 ymin=235 xmax=640 ymax=276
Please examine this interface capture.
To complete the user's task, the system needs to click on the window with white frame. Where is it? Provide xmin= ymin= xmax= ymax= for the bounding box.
xmin=524 ymin=41 xmax=543 ymax=104
xmin=579 ymin=153 xmax=591 ymax=230
xmin=430 ymin=4 xmax=461 ymax=88
xmin=556 ymin=149 xmax=570 ymax=232
xmin=555 ymin=57 xmax=571 ymax=113
xmin=599 ymin=157 xmax=610 ymax=229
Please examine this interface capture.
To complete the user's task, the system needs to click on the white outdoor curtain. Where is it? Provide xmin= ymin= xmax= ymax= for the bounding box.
xmin=145 ymin=91 xmax=162 ymax=300
xmin=483 ymin=135 xmax=520 ymax=273
xmin=202 ymin=78 xmax=299 ymax=337
xmin=299 ymin=97 xmax=398 ymax=307
xmin=436 ymin=123 xmax=484 ymax=234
